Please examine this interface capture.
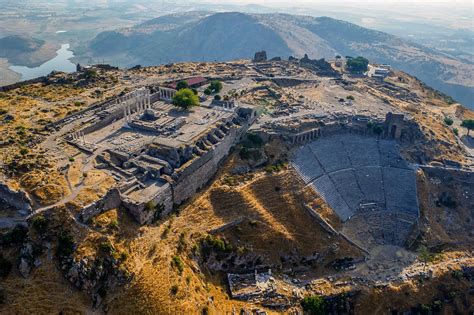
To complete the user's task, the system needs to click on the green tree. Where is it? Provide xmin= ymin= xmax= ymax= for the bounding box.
xmin=172 ymin=88 xmax=200 ymax=110
xmin=346 ymin=56 xmax=369 ymax=73
xmin=176 ymin=80 xmax=189 ymax=90
xmin=209 ymin=80 xmax=223 ymax=93
xmin=301 ymin=295 xmax=326 ymax=315
xmin=444 ymin=116 xmax=453 ymax=126
xmin=461 ymin=119 xmax=474 ymax=136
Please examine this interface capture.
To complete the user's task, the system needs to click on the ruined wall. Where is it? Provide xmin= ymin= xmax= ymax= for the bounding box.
xmin=122 ymin=183 xmax=173 ymax=225
xmin=79 ymin=109 xmax=124 ymax=136
xmin=79 ymin=188 xmax=122 ymax=222
xmin=0 ymin=182 xmax=32 ymax=214
xmin=172 ymin=123 xmax=246 ymax=205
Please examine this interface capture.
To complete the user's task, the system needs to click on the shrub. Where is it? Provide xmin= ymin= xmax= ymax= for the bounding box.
xmin=453 ymin=128 xmax=459 ymax=136
xmin=31 ymin=214 xmax=48 ymax=234
xmin=452 ymin=269 xmax=463 ymax=280
xmin=177 ymin=233 xmax=187 ymax=253
xmin=209 ymin=80 xmax=223 ymax=93
xmin=171 ymin=255 xmax=184 ymax=274
xmin=444 ymin=117 xmax=454 ymax=126
xmin=19 ymin=148 xmax=28 ymax=156
xmin=204 ymin=88 xmax=211 ymax=95
xmin=214 ymin=94 xmax=221 ymax=101
xmin=107 ymin=220 xmax=119 ymax=230
xmin=172 ymin=88 xmax=200 ymax=109
xmin=418 ymin=245 xmax=439 ymax=264
xmin=56 ymin=230 xmax=75 ymax=257
xmin=84 ymin=69 xmax=97 ymax=80
xmin=69 ymin=157 xmax=75 ymax=162
xmin=301 ymin=295 xmax=326 ymax=315
xmin=201 ymin=235 xmax=232 ymax=258
xmin=265 ymin=162 xmax=287 ymax=173
xmin=346 ymin=95 xmax=355 ymax=100
xmin=176 ymin=80 xmax=189 ymax=90
xmin=0 ymin=255 xmax=12 ymax=278
xmin=144 ymin=200 xmax=157 ymax=212
xmin=98 ymin=241 xmax=115 ymax=255
xmin=170 ymin=284 xmax=179 ymax=295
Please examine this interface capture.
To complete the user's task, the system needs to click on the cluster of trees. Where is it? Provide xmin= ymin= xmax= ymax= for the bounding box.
xmin=204 ymin=80 xmax=222 ymax=95
xmin=172 ymin=79 xmax=223 ymax=110
xmin=346 ymin=56 xmax=369 ymax=73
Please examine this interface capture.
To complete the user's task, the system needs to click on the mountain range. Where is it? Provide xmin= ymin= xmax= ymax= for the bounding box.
xmin=86 ymin=12 xmax=473 ymax=107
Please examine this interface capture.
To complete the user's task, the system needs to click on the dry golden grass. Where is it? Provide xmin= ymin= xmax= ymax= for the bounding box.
xmin=19 ymin=169 xmax=70 ymax=205
xmin=356 ymin=270 xmax=474 ymax=314
xmin=1 ymin=252 xmax=91 ymax=315
xmin=103 ymin=163 xmax=362 ymax=314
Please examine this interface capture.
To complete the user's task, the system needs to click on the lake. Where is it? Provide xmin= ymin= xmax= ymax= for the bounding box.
xmin=9 ymin=43 xmax=76 ymax=81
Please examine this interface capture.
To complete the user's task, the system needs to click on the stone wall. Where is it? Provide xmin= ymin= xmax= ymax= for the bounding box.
xmin=80 ymin=188 xmax=121 ymax=222
xmin=122 ymin=183 xmax=173 ymax=225
xmin=172 ymin=125 xmax=240 ymax=204
xmin=0 ymin=182 xmax=32 ymax=214
xmin=172 ymin=118 xmax=252 ymax=205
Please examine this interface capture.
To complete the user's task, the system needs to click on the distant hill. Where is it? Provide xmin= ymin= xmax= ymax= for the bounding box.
xmin=87 ymin=12 xmax=474 ymax=107
xmin=0 ymin=35 xmax=44 ymax=52
xmin=0 ymin=35 xmax=57 ymax=67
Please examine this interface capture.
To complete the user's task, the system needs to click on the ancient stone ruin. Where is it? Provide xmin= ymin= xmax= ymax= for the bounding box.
xmin=253 ymin=51 xmax=268 ymax=63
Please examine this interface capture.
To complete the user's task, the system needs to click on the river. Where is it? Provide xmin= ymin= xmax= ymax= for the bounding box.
xmin=9 ymin=43 xmax=76 ymax=81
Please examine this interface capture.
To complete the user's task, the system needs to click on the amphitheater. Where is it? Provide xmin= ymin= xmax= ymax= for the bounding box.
xmin=291 ymin=133 xmax=419 ymax=250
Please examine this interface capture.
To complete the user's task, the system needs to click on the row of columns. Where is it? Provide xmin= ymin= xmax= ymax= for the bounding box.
xmin=291 ymin=129 xmax=321 ymax=144
xmin=158 ymin=87 xmax=176 ymax=101
xmin=117 ymin=87 xmax=151 ymax=106
xmin=221 ymin=100 xmax=236 ymax=110
xmin=71 ymin=130 xmax=85 ymax=144
xmin=121 ymin=88 xmax=152 ymax=126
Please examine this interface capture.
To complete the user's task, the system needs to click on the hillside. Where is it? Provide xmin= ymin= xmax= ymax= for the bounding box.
xmin=0 ymin=35 xmax=58 ymax=67
xmin=0 ymin=59 xmax=472 ymax=314
xmin=87 ymin=12 xmax=474 ymax=108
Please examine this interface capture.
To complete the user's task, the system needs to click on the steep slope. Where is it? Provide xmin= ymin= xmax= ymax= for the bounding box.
xmin=88 ymin=12 xmax=474 ymax=107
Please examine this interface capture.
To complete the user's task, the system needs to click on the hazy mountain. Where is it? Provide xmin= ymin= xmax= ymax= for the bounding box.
xmin=88 ymin=12 xmax=474 ymax=107
xmin=0 ymin=35 xmax=44 ymax=52
xmin=0 ymin=35 xmax=58 ymax=67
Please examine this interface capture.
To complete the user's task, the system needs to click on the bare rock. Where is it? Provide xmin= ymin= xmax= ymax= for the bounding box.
xmin=19 ymin=257 xmax=31 ymax=278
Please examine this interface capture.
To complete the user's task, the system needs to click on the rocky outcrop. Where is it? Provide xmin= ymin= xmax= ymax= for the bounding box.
xmin=0 ymin=182 xmax=32 ymax=214
xmin=62 ymin=254 xmax=131 ymax=307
